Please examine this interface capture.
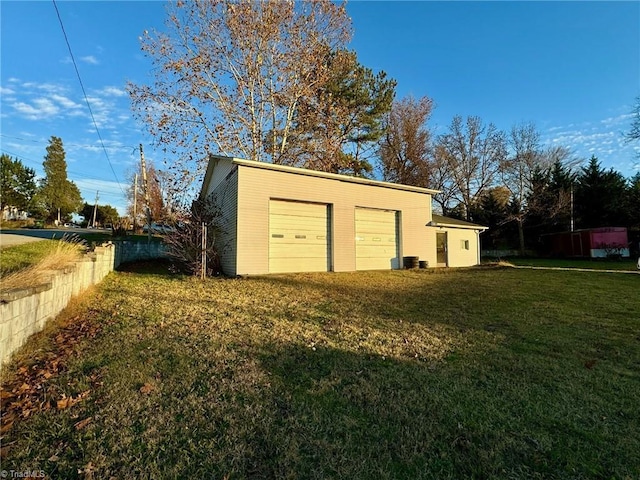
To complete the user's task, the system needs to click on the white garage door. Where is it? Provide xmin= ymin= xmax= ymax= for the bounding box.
xmin=355 ymin=208 xmax=398 ymax=270
xmin=269 ymin=200 xmax=330 ymax=273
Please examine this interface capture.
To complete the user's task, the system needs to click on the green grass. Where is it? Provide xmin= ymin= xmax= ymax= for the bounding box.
xmin=496 ymin=256 xmax=638 ymax=271
xmin=0 ymin=235 xmax=162 ymax=277
xmin=1 ymin=265 xmax=639 ymax=479
xmin=0 ymin=240 xmax=62 ymax=277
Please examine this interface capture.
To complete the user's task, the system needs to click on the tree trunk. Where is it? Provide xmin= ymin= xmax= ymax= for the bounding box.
xmin=518 ymin=218 xmax=525 ymax=256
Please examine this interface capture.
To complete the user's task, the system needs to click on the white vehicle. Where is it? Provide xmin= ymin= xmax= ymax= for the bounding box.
xmin=142 ymin=222 xmax=175 ymax=234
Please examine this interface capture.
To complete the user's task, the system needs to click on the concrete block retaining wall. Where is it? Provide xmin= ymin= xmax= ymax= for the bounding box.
xmin=1 ymin=241 xmax=167 ymax=369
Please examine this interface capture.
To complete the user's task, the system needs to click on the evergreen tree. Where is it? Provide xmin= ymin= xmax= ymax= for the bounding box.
xmin=470 ymin=186 xmax=512 ymax=249
xmin=524 ymin=160 xmax=576 ymax=241
xmin=0 ymin=154 xmax=37 ymax=212
xmin=575 ymin=156 xmax=628 ymax=228
xmin=627 ymin=173 xmax=640 ymax=229
xmin=285 ymin=49 xmax=396 ymax=175
xmin=38 ymin=136 xmax=83 ymax=223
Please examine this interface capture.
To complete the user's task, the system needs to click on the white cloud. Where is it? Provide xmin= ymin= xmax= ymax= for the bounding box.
xmin=50 ymin=94 xmax=83 ymax=110
xmin=95 ymin=86 xmax=127 ymax=97
xmin=10 ymin=98 xmax=60 ymax=120
xmin=20 ymin=82 xmax=69 ymax=95
xmin=601 ymin=113 xmax=633 ymax=127
xmin=0 ymin=86 xmax=16 ymax=95
xmin=542 ymin=115 xmax=637 ymax=176
xmin=80 ymin=55 xmax=99 ymax=65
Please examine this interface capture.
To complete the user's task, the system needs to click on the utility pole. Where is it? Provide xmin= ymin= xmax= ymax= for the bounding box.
xmin=570 ymin=183 xmax=574 ymax=232
xmin=133 ymin=173 xmax=138 ymax=233
xmin=92 ymin=191 xmax=99 ymax=228
xmin=140 ymin=144 xmax=152 ymax=242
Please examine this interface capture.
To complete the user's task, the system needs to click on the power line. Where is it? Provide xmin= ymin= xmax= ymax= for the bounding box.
xmin=52 ymin=0 xmax=126 ymax=196
xmin=0 ymin=133 xmax=138 ymax=151
xmin=1 ymin=148 xmax=129 ymax=198
xmin=0 ymin=148 xmax=132 ymax=184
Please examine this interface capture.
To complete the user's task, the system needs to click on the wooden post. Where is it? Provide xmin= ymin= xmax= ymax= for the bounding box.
xmin=92 ymin=191 xmax=99 ymax=228
xmin=201 ymin=223 xmax=207 ymax=280
xmin=140 ymin=144 xmax=152 ymax=243
xmin=133 ymin=173 xmax=138 ymax=233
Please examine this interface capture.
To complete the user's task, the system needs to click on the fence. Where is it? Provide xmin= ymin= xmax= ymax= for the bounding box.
xmin=0 ymin=241 xmax=167 ymax=369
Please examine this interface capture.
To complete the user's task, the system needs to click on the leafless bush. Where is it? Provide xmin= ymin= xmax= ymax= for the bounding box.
xmin=162 ymin=197 xmax=222 ymax=277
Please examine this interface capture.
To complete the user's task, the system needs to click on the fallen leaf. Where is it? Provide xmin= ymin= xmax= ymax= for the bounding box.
xmin=48 ymin=454 xmax=60 ymax=462
xmin=57 ymin=396 xmax=71 ymax=410
xmin=0 ymin=421 xmax=14 ymax=434
xmin=18 ymin=382 xmax=32 ymax=394
xmin=0 ymin=445 xmax=12 ymax=458
xmin=0 ymin=389 xmax=15 ymax=400
xmin=74 ymin=417 xmax=92 ymax=430
xmin=139 ymin=383 xmax=155 ymax=395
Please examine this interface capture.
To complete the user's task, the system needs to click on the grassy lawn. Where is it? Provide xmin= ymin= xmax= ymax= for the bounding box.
xmin=0 ymin=240 xmax=63 ymax=277
xmin=0 ymin=235 xmax=162 ymax=277
xmin=497 ymin=256 xmax=638 ymax=271
xmin=1 ymin=265 xmax=639 ymax=479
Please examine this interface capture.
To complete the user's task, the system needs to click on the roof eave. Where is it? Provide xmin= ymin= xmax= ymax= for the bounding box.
xmin=428 ymin=221 xmax=489 ymax=231
xmin=202 ymin=154 xmax=441 ymax=195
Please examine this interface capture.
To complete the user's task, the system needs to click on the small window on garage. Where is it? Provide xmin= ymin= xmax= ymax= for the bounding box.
xmin=461 ymin=239 xmax=470 ymax=250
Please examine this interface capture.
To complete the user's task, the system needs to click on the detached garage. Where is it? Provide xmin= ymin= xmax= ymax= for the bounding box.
xmin=200 ymin=155 xmax=484 ymax=276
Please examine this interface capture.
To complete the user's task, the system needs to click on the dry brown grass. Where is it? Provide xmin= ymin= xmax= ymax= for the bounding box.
xmin=0 ymin=239 xmax=85 ymax=292
xmin=2 ymin=265 xmax=639 ymax=479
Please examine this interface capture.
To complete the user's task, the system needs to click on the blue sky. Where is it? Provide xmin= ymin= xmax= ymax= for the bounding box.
xmin=1 ymin=1 xmax=638 ymax=215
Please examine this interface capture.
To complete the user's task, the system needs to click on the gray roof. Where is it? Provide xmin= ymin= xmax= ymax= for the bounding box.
xmin=430 ymin=214 xmax=488 ymax=230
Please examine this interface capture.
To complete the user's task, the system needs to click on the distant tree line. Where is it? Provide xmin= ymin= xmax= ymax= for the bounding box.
xmin=1 ymin=136 xmax=118 ymax=226
xmin=378 ymin=103 xmax=640 ymax=253
xmin=127 ymin=0 xmax=639 ymax=257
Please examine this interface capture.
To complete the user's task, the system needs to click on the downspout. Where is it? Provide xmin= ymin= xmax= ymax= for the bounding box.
xmin=476 ymin=230 xmax=481 ymax=265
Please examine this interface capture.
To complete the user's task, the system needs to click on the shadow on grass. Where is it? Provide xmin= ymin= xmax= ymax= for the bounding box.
xmin=116 ymin=258 xmax=175 ymax=276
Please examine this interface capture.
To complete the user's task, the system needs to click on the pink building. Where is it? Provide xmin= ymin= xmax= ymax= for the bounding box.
xmin=543 ymin=227 xmax=630 ymax=258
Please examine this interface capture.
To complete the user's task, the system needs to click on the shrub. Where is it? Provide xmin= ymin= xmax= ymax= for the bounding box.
xmin=162 ymin=198 xmax=222 ymax=277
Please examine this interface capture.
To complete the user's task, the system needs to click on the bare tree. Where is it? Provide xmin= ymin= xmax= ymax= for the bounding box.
xmin=430 ymin=153 xmax=456 ymax=215
xmin=378 ymin=95 xmax=434 ymax=186
xmin=626 ymin=96 xmax=640 ymax=143
xmin=129 ymin=0 xmax=352 ymax=186
xmin=434 ymin=115 xmax=507 ymax=221
xmin=127 ymin=161 xmax=170 ymax=224
xmin=501 ymin=122 xmax=548 ymax=254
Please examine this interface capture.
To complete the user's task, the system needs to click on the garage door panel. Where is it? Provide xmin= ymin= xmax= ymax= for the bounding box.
xmin=270 ymin=218 xmax=327 ymax=231
xmin=269 ymin=200 xmax=330 ymax=273
xmin=355 ymin=208 xmax=398 ymax=270
xmin=270 ymin=201 xmax=326 ymax=215
xmin=269 ymin=244 xmax=327 ymax=256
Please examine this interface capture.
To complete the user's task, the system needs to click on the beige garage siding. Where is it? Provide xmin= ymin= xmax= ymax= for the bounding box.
xmin=355 ymin=208 xmax=399 ymax=270
xmin=203 ymin=156 xmax=439 ymax=275
xmin=268 ymin=200 xmax=330 ymax=273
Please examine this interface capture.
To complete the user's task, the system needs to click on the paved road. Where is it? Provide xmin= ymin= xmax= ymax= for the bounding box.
xmin=0 ymin=228 xmax=99 ymax=249
xmin=0 ymin=233 xmax=48 ymax=248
